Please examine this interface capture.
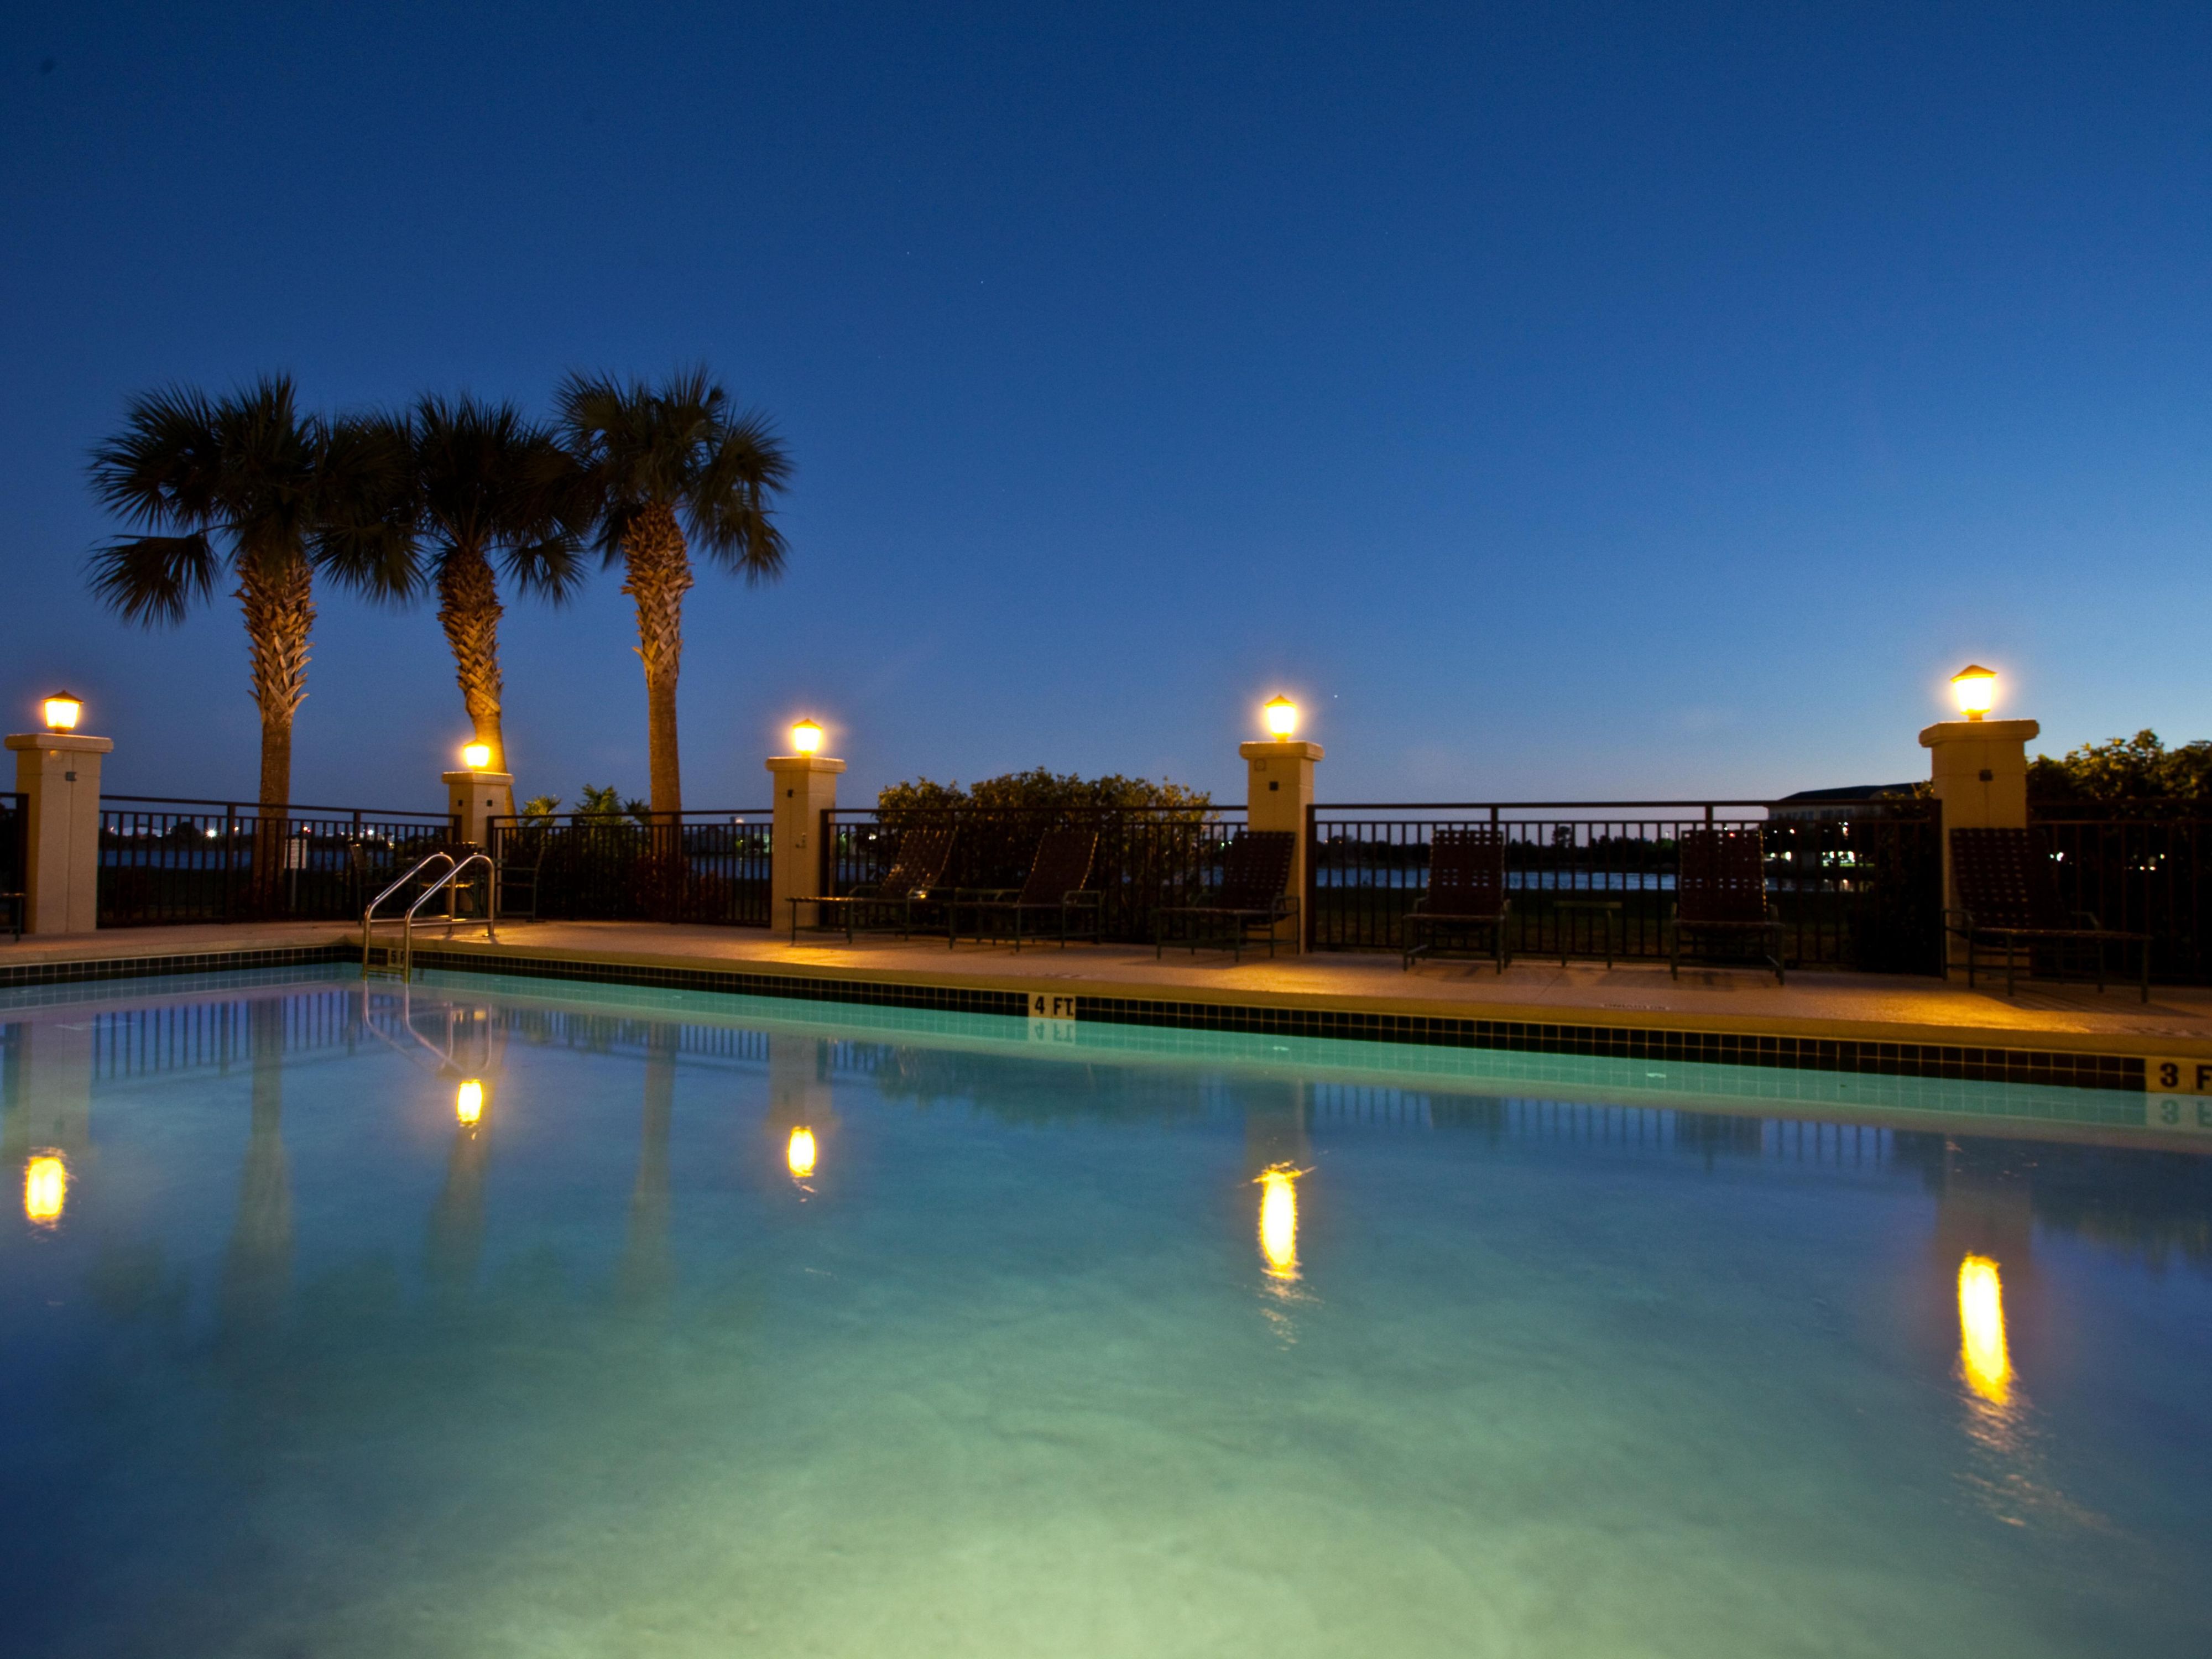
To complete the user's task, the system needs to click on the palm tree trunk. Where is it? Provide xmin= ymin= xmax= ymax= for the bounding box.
xmin=438 ymin=542 xmax=507 ymax=772
xmin=238 ymin=554 xmax=314 ymax=907
xmin=620 ymin=502 xmax=693 ymax=819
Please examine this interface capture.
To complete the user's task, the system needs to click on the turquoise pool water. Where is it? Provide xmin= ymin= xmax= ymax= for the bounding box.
xmin=2 ymin=966 xmax=2208 ymax=1657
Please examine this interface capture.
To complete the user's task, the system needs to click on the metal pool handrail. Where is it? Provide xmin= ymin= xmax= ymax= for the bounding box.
xmin=362 ymin=849 xmax=462 ymax=975
xmin=396 ymin=853 xmax=499 ymax=977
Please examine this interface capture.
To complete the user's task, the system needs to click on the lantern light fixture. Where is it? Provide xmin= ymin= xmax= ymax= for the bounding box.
xmin=41 ymin=690 xmax=82 ymax=732
xmin=1261 ymin=696 xmax=1299 ymax=739
xmin=790 ymin=718 xmax=825 ymax=755
xmin=1950 ymin=664 xmax=1999 ymax=721
xmin=461 ymin=742 xmax=492 ymax=770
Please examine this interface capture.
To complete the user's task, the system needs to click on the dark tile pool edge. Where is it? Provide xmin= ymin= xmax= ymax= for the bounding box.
xmin=0 ymin=942 xmax=356 ymax=989
xmin=391 ymin=946 xmax=2147 ymax=1095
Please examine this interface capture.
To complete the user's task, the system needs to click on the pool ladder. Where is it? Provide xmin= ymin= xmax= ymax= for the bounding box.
xmin=361 ymin=850 xmax=498 ymax=979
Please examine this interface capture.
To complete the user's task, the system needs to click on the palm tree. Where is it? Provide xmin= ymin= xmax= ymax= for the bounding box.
xmin=87 ymin=375 xmax=413 ymax=811
xmin=556 ymin=368 xmax=791 ymax=817
xmin=383 ymin=395 xmax=588 ymax=775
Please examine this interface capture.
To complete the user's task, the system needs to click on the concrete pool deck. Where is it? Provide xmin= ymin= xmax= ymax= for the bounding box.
xmin=6 ymin=917 xmax=2211 ymax=1067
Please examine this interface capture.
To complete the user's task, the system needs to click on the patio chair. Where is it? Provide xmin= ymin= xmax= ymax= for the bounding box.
xmin=1946 ymin=827 xmax=2150 ymax=1001
xmin=951 ymin=826 xmax=1102 ymax=950
xmin=1671 ymin=828 xmax=1783 ymax=985
xmin=1 ymin=888 xmax=19 ymax=942
xmin=1402 ymin=827 xmax=1510 ymax=972
xmin=795 ymin=823 xmax=956 ymax=943
xmin=495 ymin=831 xmax=546 ymax=923
xmin=1153 ymin=830 xmax=1298 ymax=961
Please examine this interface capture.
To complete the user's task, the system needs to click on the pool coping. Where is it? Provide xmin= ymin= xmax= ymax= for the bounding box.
xmin=6 ymin=933 xmax=2182 ymax=1096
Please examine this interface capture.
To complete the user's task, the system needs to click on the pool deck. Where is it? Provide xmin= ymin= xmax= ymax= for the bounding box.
xmin=6 ymin=917 xmax=2212 ymax=1065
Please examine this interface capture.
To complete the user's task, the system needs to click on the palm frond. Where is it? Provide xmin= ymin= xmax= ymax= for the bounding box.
xmin=688 ymin=409 xmax=792 ymax=581
xmin=86 ymin=534 xmax=219 ymax=627
xmin=86 ymin=384 xmax=225 ymax=530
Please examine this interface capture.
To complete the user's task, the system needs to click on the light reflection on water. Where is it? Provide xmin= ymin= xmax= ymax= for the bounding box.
xmin=2 ymin=969 xmax=2210 ymax=1656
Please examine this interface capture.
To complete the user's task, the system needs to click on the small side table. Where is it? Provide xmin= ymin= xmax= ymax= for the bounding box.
xmin=1553 ymin=897 xmax=1623 ymax=967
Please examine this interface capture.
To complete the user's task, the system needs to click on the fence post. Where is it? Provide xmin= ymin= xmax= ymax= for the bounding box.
xmin=1919 ymin=715 xmax=2038 ymax=968
xmin=768 ymin=749 xmax=844 ymax=937
xmin=441 ymin=763 xmax=514 ymax=849
xmin=1240 ymin=734 xmax=1323 ymax=953
xmin=3 ymin=727 xmax=113 ymax=934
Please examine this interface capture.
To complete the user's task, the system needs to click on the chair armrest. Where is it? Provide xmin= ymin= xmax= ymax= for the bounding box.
xmin=2073 ymin=910 xmax=2105 ymax=931
xmin=1061 ymin=891 xmax=1103 ymax=909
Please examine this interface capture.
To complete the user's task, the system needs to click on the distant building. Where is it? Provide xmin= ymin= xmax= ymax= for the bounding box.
xmin=1770 ymin=784 xmax=1919 ymax=821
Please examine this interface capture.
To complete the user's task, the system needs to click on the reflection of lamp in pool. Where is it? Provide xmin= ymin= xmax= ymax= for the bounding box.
xmin=24 ymin=1153 xmax=67 ymax=1225
xmin=455 ymin=1079 xmax=484 ymax=1128
xmin=1958 ymin=1253 xmax=2011 ymax=1405
xmin=786 ymin=1126 xmax=817 ymax=1180
xmin=1258 ymin=1165 xmax=1299 ymax=1280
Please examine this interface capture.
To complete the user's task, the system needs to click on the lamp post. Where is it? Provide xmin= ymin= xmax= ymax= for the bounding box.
xmin=1919 ymin=661 xmax=2037 ymax=969
xmin=768 ymin=718 xmax=844 ymax=936
xmin=1239 ymin=693 xmax=1322 ymax=952
xmin=6 ymin=689 xmax=113 ymax=933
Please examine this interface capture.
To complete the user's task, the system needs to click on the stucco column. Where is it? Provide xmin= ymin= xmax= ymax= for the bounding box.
xmin=440 ymin=768 xmax=515 ymax=850
xmin=6 ymin=731 xmax=114 ymax=935
xmin=768 ymin=753 xmax=844 ymax=935
xmin=1239 ymin=738 xmax=1323 ymax=952
xmin=1919 ymin=717 xmax=2038 ymax=964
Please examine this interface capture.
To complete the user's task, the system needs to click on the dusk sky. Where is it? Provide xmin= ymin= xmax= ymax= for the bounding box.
xmin=5 ymin=3 xmax=2209 ymax=811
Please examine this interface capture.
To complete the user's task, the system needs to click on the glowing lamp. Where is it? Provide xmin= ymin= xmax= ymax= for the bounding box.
xmin=23 ymin=1154 xmax=66 ymax=1226
xmin=1258 ymin=1165 xmax=1299 ymax=1281
xmin=1950 ymin=664 xmax=1998 ymax=722
xmin=1261 ymin=696 xmax=1299 ymax=739
xmin=790 ymin=719 xmax=825 ymax=755
xmin=455 ymin=1079 xmax=484 ymax=1128
xmin=461 ymin=742 xmax=492 ymax=770
xmin=41 ymin=691 xmax=82 ymax=732
xmin=1957 ymin=1254 xmax=2011 ymax=1406
xmin=786 ymin=1126 xmax=817 ymax=1179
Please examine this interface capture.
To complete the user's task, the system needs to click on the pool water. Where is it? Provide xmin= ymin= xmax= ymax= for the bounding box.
xmin=3 ymin=967 xmax=2209 ymax=1657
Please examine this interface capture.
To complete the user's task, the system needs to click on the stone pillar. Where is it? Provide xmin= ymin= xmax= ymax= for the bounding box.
xmin=440 ymin=768 xmax=515 ymax=851
xmin=1919 ymin=717 xmax=2038 ymax=966
xmin=4 ymin=731 xmax=113 ymax=935
xmin=768 ymin=753 xmax=845 ymax=936
xmin=1239 ymin=738 xmax=1323 ymax=953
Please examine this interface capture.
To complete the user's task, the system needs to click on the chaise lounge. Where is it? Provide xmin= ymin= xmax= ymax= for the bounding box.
xmin=794 ymin=823 xmax=956 ymax=943
xmin=1946 ymin=826 xmax=2150 ymax=1000
xmin=1152 ymin=829 xmax=1298 ymax=961
xmin=1671 ymin=827 xmax=1783 ymax=984
xmin=951 ymin=826 xmax=1102 ymax=950
xmin=1402 ymin=826 xmax=1510 ymax=972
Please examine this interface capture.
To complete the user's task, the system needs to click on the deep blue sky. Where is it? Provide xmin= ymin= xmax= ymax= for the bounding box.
xmin=5 ymin=3 xmax=2209 ymax=810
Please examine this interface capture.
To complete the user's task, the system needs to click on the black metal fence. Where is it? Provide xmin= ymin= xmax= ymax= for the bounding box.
xmin=98 ymin=798 xmax=462 ymax=926
xmin=1309 ymin=801 xmax=1943 ymax=971
xmin=2032 ymin=810 xmax=2212 ymax=984
xmin=822 ymin=806 xmax=1249 ymax=943
xmin=2 ymin=792 xmax=24 ymax=912
xmin=487 ymin=811 xmax=773 ymax=926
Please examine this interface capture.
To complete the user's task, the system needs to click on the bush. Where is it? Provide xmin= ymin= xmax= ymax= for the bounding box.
xmin=2028 ymin=731 xmax=2212 ymax=803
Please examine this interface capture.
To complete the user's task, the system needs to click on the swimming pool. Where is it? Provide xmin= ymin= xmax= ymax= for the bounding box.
xmin=3 ymin=966 xmax=2208 ymax=1656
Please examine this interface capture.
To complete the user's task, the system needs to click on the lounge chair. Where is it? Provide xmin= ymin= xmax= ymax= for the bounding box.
xmin=951 ymin=826 xmax=1101 ymax=950
xmin=1402 ymin=827 xmax=1510 ymax=972
xmin=795 ymin=823 xmax=956 ymax=943
xmin=1671 ymin=828 xmax=1783 ymax=984
xmin=1153 ymin=830 xmax=1298 ymax=961
xmin=1946 ymin=827 xmax=2150 ymax=1000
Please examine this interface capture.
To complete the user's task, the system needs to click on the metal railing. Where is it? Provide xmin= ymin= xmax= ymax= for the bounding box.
xmin=1308 ymin=799 xmax=1943 ymax=971
xmin=820 ymin=805 xmax=1247 ymax=943
xmin=486 ymin=810 xmax=773 ymax=925
xmin=98 ymin=797 xmax=462 ymax=926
